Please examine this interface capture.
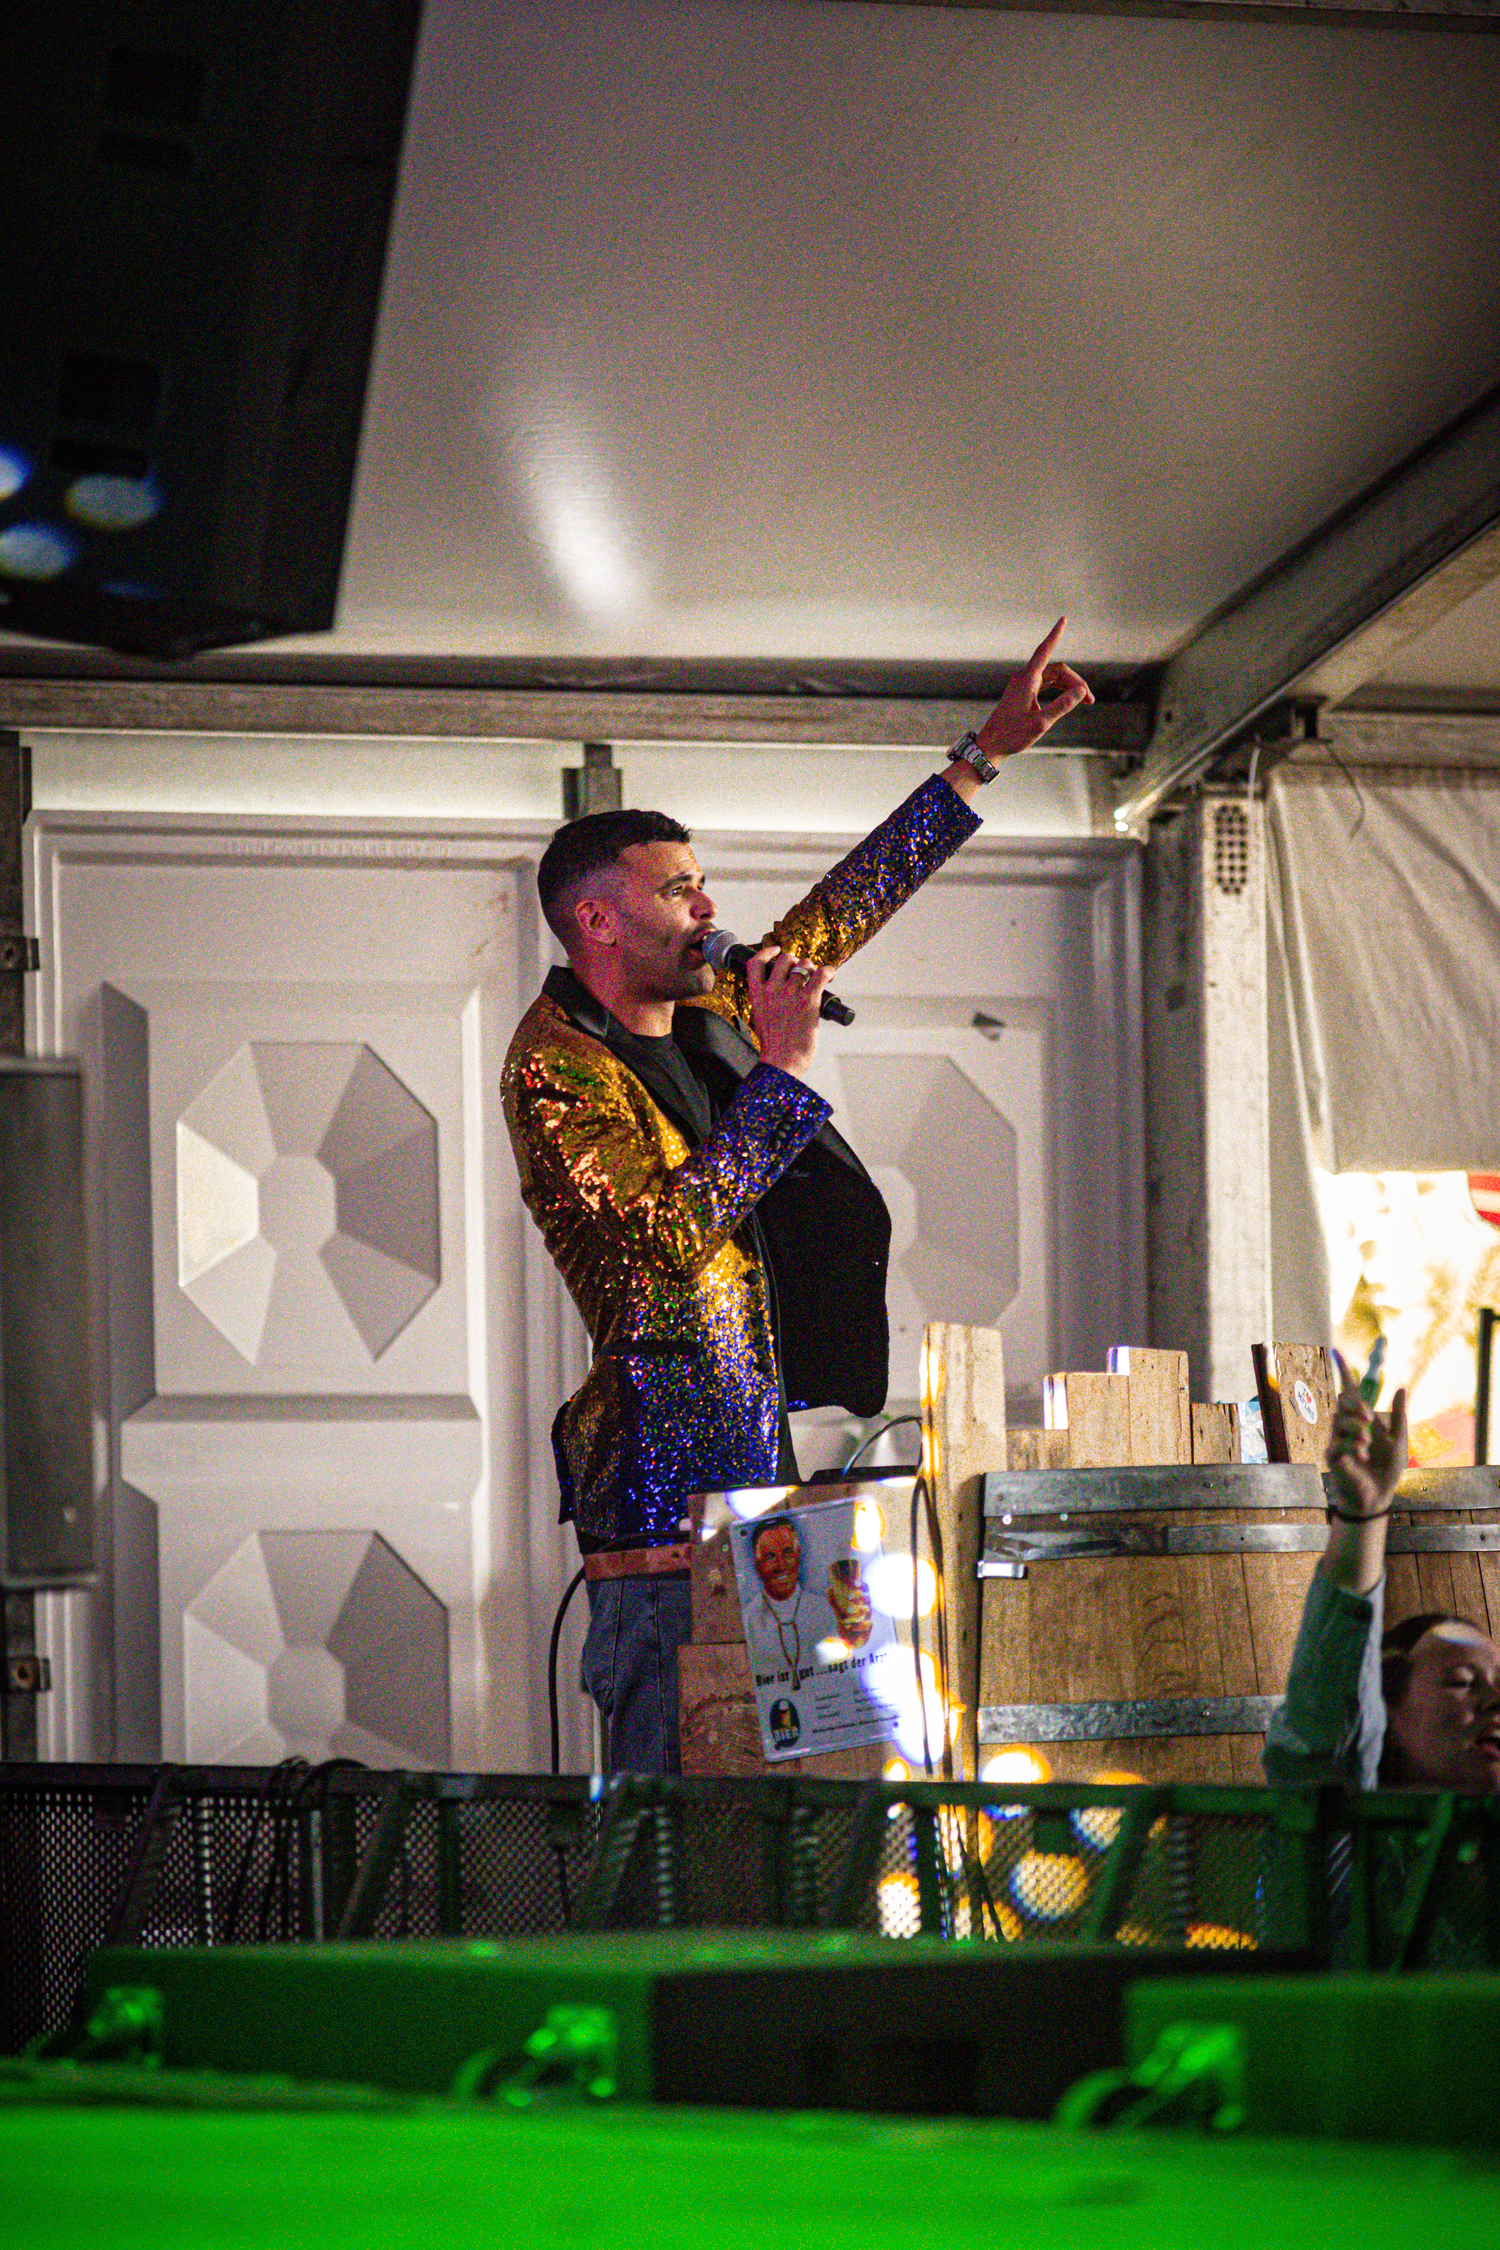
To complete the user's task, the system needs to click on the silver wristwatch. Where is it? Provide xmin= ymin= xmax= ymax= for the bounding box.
xmin=948 ymin=729 xmax=1000 ymax=784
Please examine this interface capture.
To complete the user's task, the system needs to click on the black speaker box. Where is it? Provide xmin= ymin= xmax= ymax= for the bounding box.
xmin=0 ymin=1061 xmax=92 ymax=1588
xmin=86 ymin=1933 xmax=1315 ymax=2118
xmin=0 ymin=1 xmax=421 ymax=658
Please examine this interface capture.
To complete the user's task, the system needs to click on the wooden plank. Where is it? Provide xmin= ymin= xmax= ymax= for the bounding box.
xmin=1128 ymin=1557 xmax=1194 ymax=1703
xmin=1041 ymin=1736 xmax=1267 ymax=1789
xmin=1414 ymin=1548 xmax=1459 ymax=1616
xmin=1006 ymin=1428 xmax=1070 ymax=1471
xmin=1175 ymin=1555 xmax=1229 ymax=1699
xmin=1226 ymin=1735 xmax=1268 ymax=1787
xmin=1385 ymin=1551 xmax=1424 ymax=1627
xmin=1208 ymin=1550 xmax=1262 ymax=1698
xmin=1169 ymin=1551 xmax=1241 ymax=1784
xmin=1444 ymin=1539 xmax=1488 ymax=1631
xmin=922 ymin=1323 xmax=1008 ymax=1780
xmin=677 ymin=1641 xmax=892 ymax=1778
xmin=977 ymin=1575 xmax=1033 ymax=1709
xmin=1063 ymin=1372 xmax=1131 ymax=1467
xmin=1024 ymin=1553 xmax=1072 ymax=1704
xmin=1064 ymin=1559 xmax=1113 ymax=1703
xmin=1185 ymin=1404 xmax=1257 ymax=1730
xmin=1191 ymin=1402 xmax=1241 ymax=1464
xmin=1254 ymin=1342 xmax=1337 ymax=1466
xmin=1119 ymin=1348 xmax=1191 ymax=1464
xmin=1096 ymin=1555 xmax=1134 ymax=1703
xmin=1413 ymin=1508 xmax=1497 ymax=1628
xmin=1242 ymin=1548 xmax=1320 ymax=1696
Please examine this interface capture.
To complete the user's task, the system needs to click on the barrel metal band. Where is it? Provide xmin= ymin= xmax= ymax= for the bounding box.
xmin=981 ymin=1522 xmax=1500 ymax=1568
xmin=982 ymin=1464 xmax=1500 ymax=1518
xmin=977 ymin=1694 xmax=1282 ymax=1744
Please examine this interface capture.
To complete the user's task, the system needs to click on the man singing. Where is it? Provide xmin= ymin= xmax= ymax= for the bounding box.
xmin=502 ymin=621 xmax=1091 ymax=1771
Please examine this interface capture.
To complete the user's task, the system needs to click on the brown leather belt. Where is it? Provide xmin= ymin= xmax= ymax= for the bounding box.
xmin=583 ymin=1540 xmax=693 ymax=1582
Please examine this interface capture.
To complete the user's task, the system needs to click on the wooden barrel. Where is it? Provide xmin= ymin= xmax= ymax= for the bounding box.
xmin=977 ymin=1464 xmax=1500 ymax=1786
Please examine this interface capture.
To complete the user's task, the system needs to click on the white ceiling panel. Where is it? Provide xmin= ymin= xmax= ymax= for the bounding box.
xmin=289 ymin=0 xmax=1500 ymax=674
xmin=7 ymin=1 xmax=1500 ymax=694
xmin=1361 ymin=569 xmax=1500 ymax=699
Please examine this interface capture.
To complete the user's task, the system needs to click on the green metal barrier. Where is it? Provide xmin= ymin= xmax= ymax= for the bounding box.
xmin=6 ymin=1763 xmax=1500 ymax=2060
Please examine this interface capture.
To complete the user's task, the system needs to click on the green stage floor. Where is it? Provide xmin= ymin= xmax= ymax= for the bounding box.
xmin=2 ymin=2091 xmax=1493 ymax=2250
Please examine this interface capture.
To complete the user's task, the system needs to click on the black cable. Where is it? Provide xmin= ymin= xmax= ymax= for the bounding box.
xmin=910 ymin=1474 xmax=934 ymax=1778
xmin=224 ymin=1770 xmax=273 ymax=1944
xmin=927 ymin=1491 xmax=951 ymax=1780
xmin=283 ymin=1756 xmax=366 ymax=1941
xmin=906 ymin=1468 xmax=953 ymax=1784
xmin=255 ymin=1759 xmax=309 ymax=1942
xmin=549 ymin=1565 xmax=589 ymax=1775
xmin=841 ymin=1414 xmax=923 ymax=1476
xmin=1322 ymin=737 xmax=1367 ymax=840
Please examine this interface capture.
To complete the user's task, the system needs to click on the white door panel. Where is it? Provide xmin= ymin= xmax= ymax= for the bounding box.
xmin=812 ymin=1014 xmax=1049 ymax=1404
xmin=134 ymin=980 xmax=472 ymax=1394
xmin=28 ymin=819 xmax=555 ymax=1770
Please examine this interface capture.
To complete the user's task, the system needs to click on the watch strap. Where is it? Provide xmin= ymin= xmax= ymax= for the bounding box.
xmin=948 ymin=730 xmax=1000 ymax=784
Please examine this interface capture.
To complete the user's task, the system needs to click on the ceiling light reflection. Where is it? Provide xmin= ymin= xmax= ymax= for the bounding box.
xmin=505 ymin=396 xmax=646 ymax=622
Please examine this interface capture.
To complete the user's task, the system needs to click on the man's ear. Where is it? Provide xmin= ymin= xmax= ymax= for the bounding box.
xmin=572 ymin=892 xmax=618 ymax=949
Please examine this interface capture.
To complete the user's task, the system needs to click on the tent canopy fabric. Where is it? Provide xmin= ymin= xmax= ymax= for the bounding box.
xmin=1267 ymin=765 xmax=1500 ymax=1340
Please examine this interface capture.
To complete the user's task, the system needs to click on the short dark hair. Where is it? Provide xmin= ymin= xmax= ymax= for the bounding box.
xmin=751 ymin=1514 xmax=800 ymax=1554
xmin=537 ymin=809 xmax=691 ymax=949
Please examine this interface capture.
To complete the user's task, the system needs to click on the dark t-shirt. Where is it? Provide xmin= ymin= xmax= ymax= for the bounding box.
xmin=607 ymin=1020 xmax=715 ymax=1145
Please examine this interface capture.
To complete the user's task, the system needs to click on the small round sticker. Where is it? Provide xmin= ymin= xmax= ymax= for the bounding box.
xmin=1292 ymin=1377 xmax=1319 ymax=1425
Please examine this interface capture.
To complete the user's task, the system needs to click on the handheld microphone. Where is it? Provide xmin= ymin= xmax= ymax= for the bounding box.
xmin=699 ymin=929 xmax=856 ymax=1026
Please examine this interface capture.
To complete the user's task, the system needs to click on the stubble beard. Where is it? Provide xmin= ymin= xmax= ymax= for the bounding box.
xmin=657 ymin=937 xmax=715 ymax=1003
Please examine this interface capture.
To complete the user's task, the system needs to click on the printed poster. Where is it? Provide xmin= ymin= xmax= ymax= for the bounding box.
xmin=729 ymin=1493 xmax=910 ymax=1760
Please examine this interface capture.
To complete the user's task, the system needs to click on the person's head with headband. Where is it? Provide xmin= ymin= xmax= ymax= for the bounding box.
xmin=1378 ymin=1610 xmax=1500 ymax=1789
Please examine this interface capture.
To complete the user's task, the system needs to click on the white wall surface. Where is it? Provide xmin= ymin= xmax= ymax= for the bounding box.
xmin=26 ymin=731 xmax=1101 ymax=834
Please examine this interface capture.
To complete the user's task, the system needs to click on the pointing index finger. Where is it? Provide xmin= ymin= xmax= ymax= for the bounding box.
xmin=1024 ymin=617 xmax=1067 ymax=688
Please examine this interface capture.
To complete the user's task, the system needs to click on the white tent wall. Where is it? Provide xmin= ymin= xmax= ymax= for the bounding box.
xmin=24 ymin=731 xmax=1102 ymax=836
xmin=1267 ymin=762 xmax=1500 ymax=1350
xmin=22 ymin=730 xmax=1126 ymax=1770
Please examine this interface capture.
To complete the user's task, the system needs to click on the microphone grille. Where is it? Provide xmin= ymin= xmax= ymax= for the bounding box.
xmin=699 ymin=929 xmax=739 ymax=971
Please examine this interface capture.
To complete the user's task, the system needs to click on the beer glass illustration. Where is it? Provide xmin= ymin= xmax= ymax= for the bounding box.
xmin=827 ymin=1557 xmax=873 ymax=1648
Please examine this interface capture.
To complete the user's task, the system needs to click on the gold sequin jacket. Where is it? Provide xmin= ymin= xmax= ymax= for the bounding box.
xmin=502 ymin=774 xmax=980 ymax=1544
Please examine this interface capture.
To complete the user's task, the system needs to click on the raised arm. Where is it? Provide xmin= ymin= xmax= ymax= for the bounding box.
xmin=707 ymin=620 xmax=1095 ymax=1010
xmin=1262 ymin=1362 xmax=1408 ymax=1787
xmin=1320 ymin=1362 xmax=1410 ymax=1596
xmin=938 ymin=615 xmax=1093 ymax=809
